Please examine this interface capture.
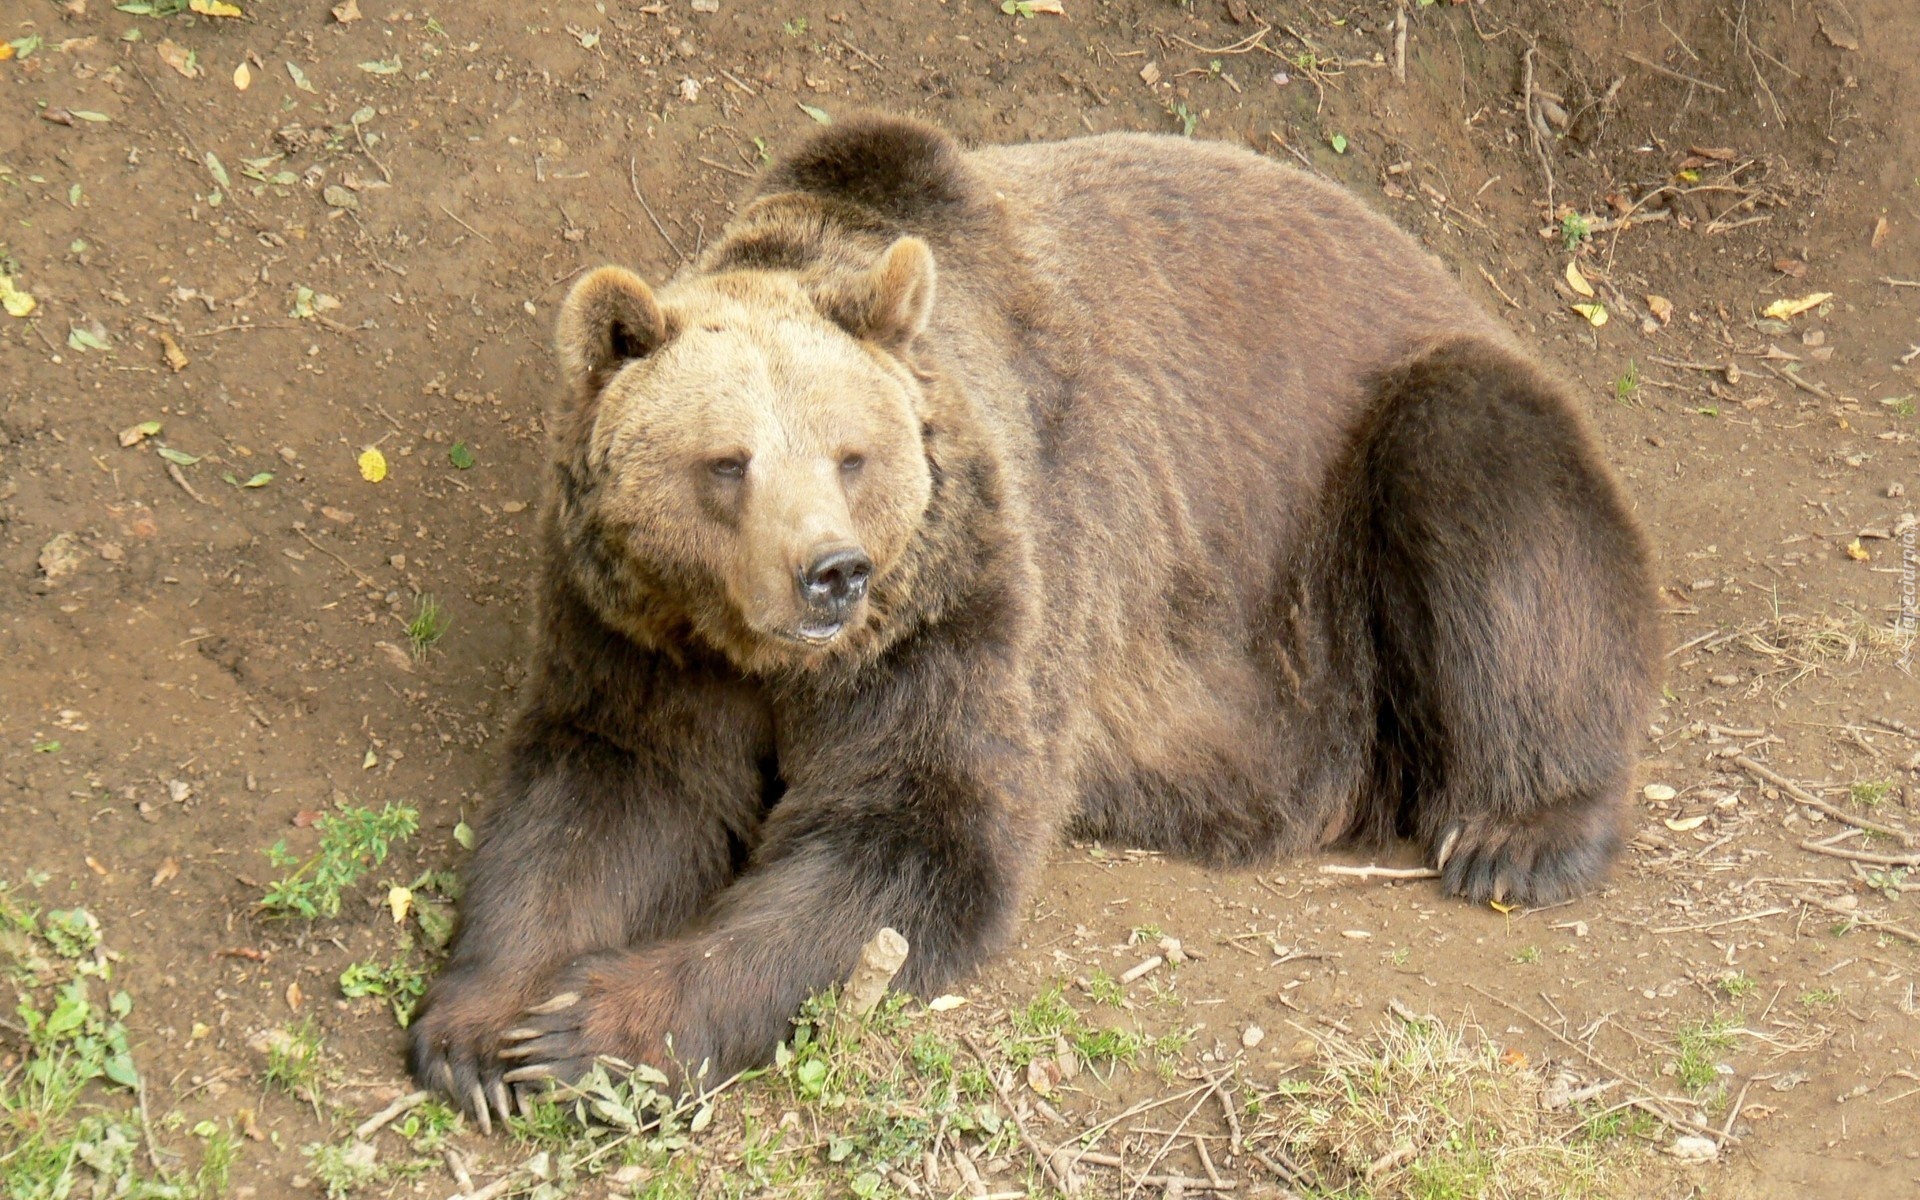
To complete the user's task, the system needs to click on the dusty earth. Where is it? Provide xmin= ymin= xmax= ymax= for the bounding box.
xmin=4 ymin=0 xmax=1920 ymax=1197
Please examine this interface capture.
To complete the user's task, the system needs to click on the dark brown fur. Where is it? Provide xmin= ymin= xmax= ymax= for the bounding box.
xmin=410 ymin=115 xmax=1657 ymax=1124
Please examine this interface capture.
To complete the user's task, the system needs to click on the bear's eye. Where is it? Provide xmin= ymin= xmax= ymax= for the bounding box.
xmin=709 ymin=456 xmax=748 ymax=479
xmin=840 ymin=453 xmax=865 ymax=473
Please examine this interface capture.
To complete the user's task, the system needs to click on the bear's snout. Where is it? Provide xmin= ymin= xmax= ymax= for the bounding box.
xmin=796 ymin=545 xmax=872 ymax=635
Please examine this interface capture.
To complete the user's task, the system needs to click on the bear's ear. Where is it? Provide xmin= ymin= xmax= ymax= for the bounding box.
xmin=855 ymin=237 xmax=937 ymax=349
xmin=555 ymin=266 xmax=668 ymax=395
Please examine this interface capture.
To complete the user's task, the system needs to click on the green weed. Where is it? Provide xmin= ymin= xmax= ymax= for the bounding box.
xmin=339 ymin=956 xmax=429 ymax=1026
xmin=405 ymin=594 xmax=449 ymax=659
xmin=261 ymin=802 xmax=419 ymax=919
xmin=1671 ymin=1017 xmax=1736 ymax=1095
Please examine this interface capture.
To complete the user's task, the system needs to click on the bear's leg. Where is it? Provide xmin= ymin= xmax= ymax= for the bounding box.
xmin=410 ymin=707 xmax=766 ymax=1130
xmin=492 ymin=636 xmax=1045 ymax=1096
xmin=1359 ymin=337 xmax=1656 ymax=905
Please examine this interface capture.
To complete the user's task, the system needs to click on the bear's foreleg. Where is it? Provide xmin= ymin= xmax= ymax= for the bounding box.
xmin=494 ymin=644 xmax=1045 ymax=1100
xmin=410 ymin=711 xmax=765 ymax=1130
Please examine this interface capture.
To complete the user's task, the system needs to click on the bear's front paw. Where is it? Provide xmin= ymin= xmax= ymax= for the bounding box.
xmin=497 ymin=949 xmax=695 ymax=1101
xmin=409 ymin=965 xmax=549 ymax=1134
xmin=1433 ymin=807 xmax=1620 ymax=907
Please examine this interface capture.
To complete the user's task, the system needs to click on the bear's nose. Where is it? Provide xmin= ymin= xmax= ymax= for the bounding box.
xmin=799 ymin=547 xmax=873 ymax=610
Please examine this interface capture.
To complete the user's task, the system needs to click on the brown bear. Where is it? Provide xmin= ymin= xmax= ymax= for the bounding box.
xmin=409 ymin=114 xmax=1657 ymax=1127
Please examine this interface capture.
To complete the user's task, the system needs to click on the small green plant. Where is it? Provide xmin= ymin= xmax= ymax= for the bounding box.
xmin=1850 ymin=779 xmax=1895 ymax=808
xmin=782 ymin=16 xmax=809 ymax=36
xmin=1881 ymin=394 xmax=1917 ymax=417
xmin=304 ymin=1138 xmax=384 ymax=1200
xmin=340 ymin=957 xmax=429 ymax=1026
xmin=1799 ymin=987 xmax=1841 ymax=1008
xmin=1559 ymin=211 xmax=1593 ymax=250
xmin=1169 ymin=101 xmax=1199 ymax=137
xmin=406 ymin=594 xmax=449 ymax=659
xmin=1328 ymin=132 xmax=1349 ymax=154
xmin=1671 ymin=1017 xmax=1735 ymax=1095
xmin=261 ymin=802 xmax=419 ymax=919
xmin=447 ymin=441 xmax=475 ymax=469
xmin=1085 ymin=968 xmax=1125 ymax=1007
xmin=1001 ymin=0 xmax=1037 ymax=14
xmin=264 ymin=1018 xmax=327 ymax=1097
xmin=1614 ymin=359 xmax=1640 ymax=403
xmin=1510 ymin=944 xmax=1543 ymax=965
xmin=1717 ymin=972 xmax=1757 ymax=1001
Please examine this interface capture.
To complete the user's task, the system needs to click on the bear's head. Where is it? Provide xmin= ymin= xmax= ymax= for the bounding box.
xmin=550 ymin=237 xmax=938 ymax=673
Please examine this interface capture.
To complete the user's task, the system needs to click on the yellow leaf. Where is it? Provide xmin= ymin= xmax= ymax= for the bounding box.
xmin=1489 ymin=899 xmax=1517 ymax=914
xmin=387 ymin=885 xmax=413 ymax=924
xmin=0 ymin=43 xmax=14 ymax=62
xmin=1663 ymin=814 xmax=1710 ymax=832
xmin=1571 ymin=302 xmax=1608 ymax=327
xmin=190 ymin=0 xmax=245 ymax=16
xmin=358 ymin=447 xmax=388 ymax=483
xmin=1502 ymin=1047 xmax=1529 ymax=1068
xmin=0 ymin=274 xmax=36 ymax=318
xmin=1564 ymin=260 xmax=1595 ymax=298
xmin=927 ymin=994 xmax=970 ymax=1012
xmin=1845 ymin=538 xmax=1869 ymax=562
xmin=1761 ymin=292 xmax=1833 ymax=321
xmin=233 ymin=61 xmax=251 ymax=90
xmin=1646 ymin=294 xmax=1673 ymax=324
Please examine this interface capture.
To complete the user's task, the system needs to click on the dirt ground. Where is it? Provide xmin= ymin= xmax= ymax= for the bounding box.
xmin=4 ymin=0 xmax=1920 ymax=1197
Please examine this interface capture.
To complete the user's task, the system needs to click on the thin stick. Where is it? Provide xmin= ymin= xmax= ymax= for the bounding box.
xmin=961 ymin=1034 xmax=1069 ymax=1194
xmin=838 ymin=38 xmax=883 ymax=69
xmin=697 ymin=155 xmax=755 ymax=180
xmin=443 ymin=1150 xmax=474 ymax=1193
xmin=1521 ymin=44 xmax=1554 ymax=213
xmin=1319 ymin=863 xmax=1440 ymax=880
xmin=1796 ymin=893 xmax=1920 ymax=946
xmin=165 ymin=461 xmax=209 ymax=506
xmin=1733 ymin=755 xmax=1915 ymax=846
xmin=1621 ymin=50 xmax=1727 ymax=93
xmin=1464 ymin=984 xmax=1726 ymax=1144
xmin=1392 ymin=5 xmax=1407 ymax=86
xmin=630 ymin=155 xmax=688 ymax=264
xmin=294 ymin=527 xmax=381 ymax=590
xmin=835 ymin=927 xmax=909 ymax=1037
xmin=717 ymin=67 xmax=758 ymax=96
xmin=435 ymin=203 xmax=495 ymax=246
xmin=1208 ymin=1068 xmax=1244 ymax=1155
xmin=354 ymin=119 xmax=393 ymax=184
xmin=1881 ymin=277 xmax=1920 ymax=289
xmin=355 ymin=1090 xmax=430 ymax=1140
xmin=1651 ymin=908 xmax=1789 ymax=935
xmin=1798 ymin=842 xmax=1920 ymax=868
xmin=1757 ymin=360 xmax=1840 ymax=403
xmin=1477 ymin=265 xmax=1521 ymax=309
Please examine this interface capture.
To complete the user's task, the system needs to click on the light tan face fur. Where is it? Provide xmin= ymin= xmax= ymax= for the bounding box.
xmin=554 ymin=241 xmax=936 ymax=671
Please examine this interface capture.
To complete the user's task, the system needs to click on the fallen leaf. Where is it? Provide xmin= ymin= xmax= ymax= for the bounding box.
xmin=1029 ymin=0 xmax=1066 ymax=10
xmin=119 ymin=420 xmax=163 ymax=446
xmin=1502 ymin=1047 xmax=1529 ymax=1068
xmin=362 ymin=748 xmax=378 ymax=770
xmin=1762 ymin=292 xmax=1833 ymax=321
xmin=286 ymin=981 xmax=303 ymax=1011
xmin=448 ymin=442 xmax=475 ymax=469
xmin=927 ymin=994 xmax=969 ymax=1012
xmin=387 ymin=885 xmax=413 ymax=923
xmin=1646 ymin=294 xmax=1673 ymax=324
xmin=0 ymin=43 xmax=13 ymax=63
xmin=155 ymin=331 xmax=189 ymax=371
xmin=190 ymin=0 xmax=244 ymax=15
xmin=151 ymin=857 xmax=180 ymax=887
xmin=0 ymin=274 xmax=37 ymax=318
xmin=1663 ymin=814 xmax=1710 ymax=832
xmin=286 ymin=61 xmax=314 ymax=92
xmin=358 ymin=447 xmax=388 ymax=483
xmin=331 ymin=0 xmax=361 ymax=21
xmin=292 ymin=810 xmax=323 ymax=828
xmin=1140 ymin=61 xmax=1161 ymax=86
xmin=1872 ymin=216 xmax=1889 ymax=249
xmin=357 ymin=57 xmax=400 ymax=75
xmin=1565 ymin=260 xmax=1595 ymax=298
xmin=156 ymin=38 xmax=198 ymax=79
xmin=1815 ymin=0 xmax=1861 ymax=49
xmin=233 ymin=61 xmax=251 ymax=90
xmin=1489 ymin=899 xmax=1516 ymax=914
xmin=1772 ymin=257 xmax=1809 ymax=279
xmin=797 ymin=102 xmax=832 ymax=124
xmin=1845 ymin=538 xmax=1869 ymax=562
xmin=1571 ymin=302 xmax=1608 ymax=327
xmin=1642 ymin=783 xmax=1678 ymax=802
xmin=374 ymin=640 xmax=415 ymax=673
xmin=1026 ymin=1058 xmax=1054 ymax=1095
xmin=157 ymin=447 xmax=200 ymax=466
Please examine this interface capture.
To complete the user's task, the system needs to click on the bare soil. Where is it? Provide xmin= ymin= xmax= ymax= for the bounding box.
xmin=3 ymin=0 xmax=1919 ymax=1196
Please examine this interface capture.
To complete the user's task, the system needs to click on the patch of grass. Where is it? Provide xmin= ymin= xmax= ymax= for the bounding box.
xmin=339 ymin=956 xmax=429 ymax=1026
xmin=1671 ymin=1017 xmax=1736 ymax=1095
xmin=1614 ymin=358 xmax=1641 ymax=403
xmin=1717 ymin=972 xmax=1757 ymax=1001
xmin=1510 ymin=944 xmax=1543 ymax=965
xmin=1252 ymin=1013 xmax=1626 ymax=1196
xmin=1560 ymin=211 xmax=1593 ymax=250
xmin=260 ymin=802 xmax=419 ymax=919
xmin=1850 ymin=779 xmax=1895 ymax=808
xmin=405 ymin=593 xmax=449 ymax=659
xmin=1085 ymin=967 xmax=1125 ymax=1007
xmin=1168 ymin=100 xmax=1199 ymax=137
xmin=781 ymin=16 xmax=808 ymax=36
xmin=1799 ymin=987 xmax=1841 ymax=1008
xmin=0 ymin=880 xmax=228 ymax=1200
xmin=264 ymin=1017 xmax=328 ymax=1098
xmin=304 ymin=1138 xmax=383 ymax=1200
